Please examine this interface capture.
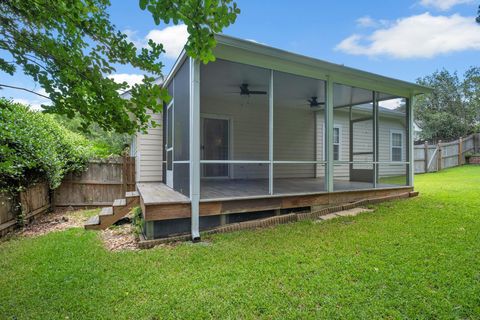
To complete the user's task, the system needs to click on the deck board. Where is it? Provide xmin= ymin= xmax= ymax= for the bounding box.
xmin=137 ymin=183 xmax=190 ymax=205
xmin=139 ymin=178 xmax=402 ymax=205
xmin=200 ymin=178 xmax=398 ymax=200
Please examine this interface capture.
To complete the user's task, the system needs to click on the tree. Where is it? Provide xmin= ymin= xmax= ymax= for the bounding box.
xmin=0 ymin=0 xmax=240 ymax=134
xmin=477 ymin=5 xmax=480 ymax=24
xmin=415 ymin=68 xmax=479 ymax=142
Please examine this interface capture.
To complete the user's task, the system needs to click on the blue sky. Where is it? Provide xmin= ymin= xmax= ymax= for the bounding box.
xmin=2 ymin=0 xmax=479 ymax=109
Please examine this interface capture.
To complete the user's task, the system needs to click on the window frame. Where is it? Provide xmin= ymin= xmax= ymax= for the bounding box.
xmin=333 ymin=125 xmax=342 ymax=161
xmin=322 ymin=123 xmax=342 ymax=161
xmin=390 ymin=129 xmax=404 ymax=162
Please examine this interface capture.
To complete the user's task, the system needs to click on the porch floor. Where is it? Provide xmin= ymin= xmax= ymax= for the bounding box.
xmin=138 ymin=178 xmax=403 ymax=205
xmin=201 ymin=178 xmax=399 ymax=200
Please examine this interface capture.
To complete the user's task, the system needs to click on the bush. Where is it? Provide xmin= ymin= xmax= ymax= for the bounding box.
xmin=52 ymin=114 xmax=131 ymax=157
xmin=0 ymin=99 xmax=95 ymax=194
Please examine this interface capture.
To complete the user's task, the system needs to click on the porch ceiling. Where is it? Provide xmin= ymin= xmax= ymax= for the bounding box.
xmin=200 ymin=59 xmax=400 ymax=110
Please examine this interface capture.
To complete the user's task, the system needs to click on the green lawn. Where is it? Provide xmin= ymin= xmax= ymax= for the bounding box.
xmin=1 ymin=166 xmax=480 ymax=319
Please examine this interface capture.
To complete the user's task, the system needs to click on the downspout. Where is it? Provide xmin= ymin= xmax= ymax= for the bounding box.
xmin=190 ymin=57 xmax=201 ymax=241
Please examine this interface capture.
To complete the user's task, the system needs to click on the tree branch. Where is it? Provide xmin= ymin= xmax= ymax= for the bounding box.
xmin=0 ymin=84 xmax=51 ymax=100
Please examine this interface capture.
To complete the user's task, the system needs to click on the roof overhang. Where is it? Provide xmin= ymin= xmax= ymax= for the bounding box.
xmin=163 ymin=33 xmax=432 ymax=98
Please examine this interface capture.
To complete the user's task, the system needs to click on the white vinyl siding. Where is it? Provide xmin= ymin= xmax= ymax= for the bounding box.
xmin=135 ymin=101 xmax=406 ymax=184
xmin=136 ymin=110 xmax=163 ymax=182
xmin=317 ymin=110 xmax=407 ymax=180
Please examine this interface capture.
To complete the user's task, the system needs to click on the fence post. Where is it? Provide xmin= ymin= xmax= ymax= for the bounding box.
xmin=437 ymin=140 xmax=443 ymax=171
xmin=424 ymin=141 xmax=429 ymax=173
xmin=475 ymin=133 xmax=480 ymax=153
xmin=122 ymin=155 xmax=127 ymax=195
xmin=458 ymin=136 xmax=463 ymax=166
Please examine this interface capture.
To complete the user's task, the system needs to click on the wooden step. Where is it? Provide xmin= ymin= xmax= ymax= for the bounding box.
xmin=126 ymin=191 xmax=139 ymax=198
xmin=99 ymin=207 xmax=113 ymax=216
xmin=84 ymin=215 xmax=101 ymax=230
xmin=113 ymin=198 xmax=126 ymax=207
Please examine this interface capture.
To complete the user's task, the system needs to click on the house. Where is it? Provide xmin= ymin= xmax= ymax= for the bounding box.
xmin=88 ymin=34 xmax=431 ymax=241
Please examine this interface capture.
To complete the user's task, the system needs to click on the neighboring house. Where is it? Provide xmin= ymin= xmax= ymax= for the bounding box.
xmin=122 ymin=34 xmax=431 ymax=240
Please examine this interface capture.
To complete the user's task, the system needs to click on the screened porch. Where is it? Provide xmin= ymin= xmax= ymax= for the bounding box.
xmin=164 ymin=57 xmax=411 ymax=201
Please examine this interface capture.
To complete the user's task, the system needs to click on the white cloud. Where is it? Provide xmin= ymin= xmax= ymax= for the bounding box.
xmin=110 ymin=73 xmax=144 ymax=89
xmin=356 ymin=16 xmax=390 ymax=28
xmin=123 ymin=25 xmax=189 ymax=60
xmin=10 ymin=88 xmax=50 ymax=111
xmin=12 ymin=97 xmax=47 ymax=111
xmin=419 ymin=0 xmax=473 ymax=11
xmin=145 ymin=25 xmax=189 ymax=59
xmin=336 ymin=13 xmax=480 ymax=59
xmin=123 ymin=29 xmax=144 ymax=48
xmin=356 ymin=16 xmax=377 ymax=27
xmin=380 ymin=98 xmax=402 ymax=110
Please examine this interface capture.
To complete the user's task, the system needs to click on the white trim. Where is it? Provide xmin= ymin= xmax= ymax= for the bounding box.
xmin=322 ymin=123 xmax=342 ymax=161
xmin=268 ymin=69 xmax=274 ymax=195
xmin=390 ymin=129 xmax=404 ymax=162
xmin=333 ymin=125 xmax=342 ymax=161
xmin=165 ymin=96 xmax=174 ymax=188
xmin=325 ymin=77 xmax=334 ymax=192
xmin=200 ymin=113 xmax=232 ymax=179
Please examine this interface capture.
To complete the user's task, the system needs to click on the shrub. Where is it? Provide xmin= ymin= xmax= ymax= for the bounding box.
xmin=0 ymin=99 xmax=94 ymax=195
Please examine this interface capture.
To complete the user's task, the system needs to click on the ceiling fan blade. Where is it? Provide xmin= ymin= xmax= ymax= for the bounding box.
xmin=249 ymin=90 xmax=267 ymax=95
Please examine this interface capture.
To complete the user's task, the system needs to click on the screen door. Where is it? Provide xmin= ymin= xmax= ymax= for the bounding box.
xmin=202 ymin=117 xmax=229 ymax=178
xmin=166 ymin=104 xmax=173 ymax=187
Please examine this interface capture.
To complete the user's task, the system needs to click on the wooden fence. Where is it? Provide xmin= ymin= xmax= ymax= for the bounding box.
xmin=54 ymin=156 xmax=135 ymax=208
xmin=0 ymin=182 xmax=50 ymax=236
xmin=0 ymin=156 xmax=135 ymax=235
xmin=414 ymin=133 xmax=479 ymax=174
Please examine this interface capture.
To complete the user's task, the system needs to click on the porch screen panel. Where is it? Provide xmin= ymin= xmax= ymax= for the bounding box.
xmin=377 ymin=93 xmax=408 ymax=187
xmin=172 ymin=59 xmax=190 ymax=197
xmin=173 ymin=59 xmax=190 ymax=161
xmin=333 ymin=83 xmax=374 ymax=190
xmin=199 ymin=59 xmax=270 ymax=199
xmin=173 ymin=163 xmax=189 ymax=196
xmin=272 ymin=71 xmax=326 ymax=194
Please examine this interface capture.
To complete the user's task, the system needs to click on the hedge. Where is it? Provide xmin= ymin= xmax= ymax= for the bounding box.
xmin=0 ymin=99 xmax=95 ymax=195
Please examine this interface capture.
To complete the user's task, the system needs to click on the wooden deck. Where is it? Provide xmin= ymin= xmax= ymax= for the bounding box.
xmin=201 ymin=178 xmax=399 ymax=200
xmin=138 ymin=179 xmax=412 ymax=222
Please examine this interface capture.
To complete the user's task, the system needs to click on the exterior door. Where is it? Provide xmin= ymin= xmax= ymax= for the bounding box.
xmin=202 ymin=117 xmax=230 ymax=178
xmin=349 ymin=116 xmax=374 ymax=182
xmin=166 ymin=103 xmax=173 ymax=187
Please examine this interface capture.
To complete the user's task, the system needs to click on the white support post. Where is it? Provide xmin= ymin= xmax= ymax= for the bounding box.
xmin=325 ymin=77 xmax=334 ymax=192
xmin=408 ymin=94 xmax=415 ymax=187
xmin=190 ymin=57 xmax=201 ymax=241
xmin=373 ymin=91 xmax=378 ymax=188
xmin=268 ymin=70 xmax=274 ymax=195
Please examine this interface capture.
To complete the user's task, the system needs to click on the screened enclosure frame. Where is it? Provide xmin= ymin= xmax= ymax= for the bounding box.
xmin=195 ymin=65 xmax=413 ymax=197
xmin=160 ymin=34 xmax=427 ymax=240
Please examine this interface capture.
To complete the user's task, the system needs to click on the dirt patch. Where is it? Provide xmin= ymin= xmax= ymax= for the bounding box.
xmin=20 ymin=209 xmax=99 ymax=237
xmin=315 ymin=207 xmax=374 ymax=223
xmin=18 ymin=209 xmax=139 ymax=251
xmin=100 ymin=223 xmax=138 ymax=251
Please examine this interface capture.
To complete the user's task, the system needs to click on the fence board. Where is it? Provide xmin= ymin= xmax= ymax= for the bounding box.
xmin=0 ymin=182 xmax=50 ymax=236
xmin=414 ymin=133 xmax=479 ymax=173
xmin=54 ymin=156 xmax=135 ymax=208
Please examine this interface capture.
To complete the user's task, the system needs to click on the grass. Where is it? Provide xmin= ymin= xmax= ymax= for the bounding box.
xmin=1 ymin=166 xmax=480 ymax=319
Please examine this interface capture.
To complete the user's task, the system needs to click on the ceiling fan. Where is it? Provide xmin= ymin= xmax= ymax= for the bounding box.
xmin=239 ymin=83 xmax=267 ymax=96
xmin=307 ymin=96 xmax=325 ymax=108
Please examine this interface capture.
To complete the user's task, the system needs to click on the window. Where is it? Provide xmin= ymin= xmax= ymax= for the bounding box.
xmin=333 ymin=126 xmax=341 ymax=161
xmin=322 ymin=125 xmax=341 ymax=161
xmin=391 ymin=130 xmax=403 ymax=162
